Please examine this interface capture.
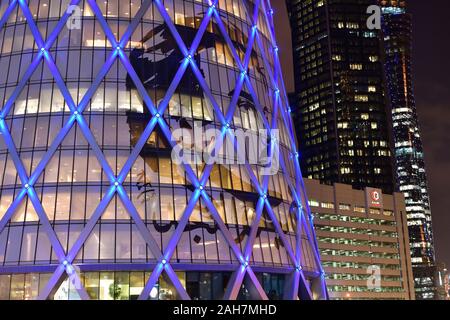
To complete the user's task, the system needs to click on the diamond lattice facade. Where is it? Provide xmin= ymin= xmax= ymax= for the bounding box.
xmin=0 ymin=0 xmax=326 ymax=300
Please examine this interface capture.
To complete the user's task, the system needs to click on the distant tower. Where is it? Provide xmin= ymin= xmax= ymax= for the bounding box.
xmin=379 ymin=0 xmax=437 ymax=300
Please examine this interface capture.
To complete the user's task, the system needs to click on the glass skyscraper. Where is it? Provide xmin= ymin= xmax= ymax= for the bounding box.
xmin=380 ymin=0 xmax=436 ymax=300
xmin=0 ymin=0 xmax=326 ymax=300
xmin=287 ymin=0 xmax=436 ymax=299
xmin=286 ymin=0 xmax=395 ymax=195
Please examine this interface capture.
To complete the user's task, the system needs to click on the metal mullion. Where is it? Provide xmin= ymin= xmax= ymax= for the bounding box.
xmin=273 ymin=92 xmax=298 ymax=168
xmin=68 ymin=123 xmax=78 ymax=226
xmin=119 ymin=0 xmax=153 ymax=49
xmin=77 ymin=51 xmax=117 ymax=113
xmin=238 ymin=0 xmax=261 ymax=33
xmin=28 ymin=188 xmax=66 ymax=261
xmin=116 ymin=186 xmax=162 ymax=260
xmin=28 ymin=117 xmax=40 ymax=186
xmin=18 ymin=1 xmax=44 ymax=47
xmin=17 ymin=18 xmax=87 ymax=187
xmin=251 ymin=78 xmax=280 ymax=199
xmin=0 ymin=0 xmax=83 ymax=118
xmin=294 ymin=206 xmax=303 ymax=266
xmin=1 ymin=223 xmax=12 ymax=268
xmin=0 ymin=56 xmax=42 ymax=118
xmin=188 ymin=53 xmax=227 ymax=125
xmin=115 ymin=45 xmax=192 ymax=181
xmin=243 ymin=197 xmax=264 ymax=260
xmin=201 ymin=192 xmax=243 ymax=262
xmin=0 ymin=120 xmax=28 ymax=184
xmin=160 ymin=189 xmax=201 ymax=262
xmin=276 ymin=148 xmax=301 ymax=204
xmin=45 ymin=1 xmax=83 ymax=50
xmin=44 ymin=53 xmax=77 ymax=112
xmin=189 ymin=1 xmax=216 ymax=57
xmin=27 ymin=184 xmax=91 ymax=300
xmin=86 ymin=0 xmax=117 ymax=49
xmin=195 ymin=20 xmax=256 ymax=187
xmin=253 ymin=32 xmax=275 ymax=90
xmin=0 ymin=0 xmax=17 ymax=31
xmin=198 ymin=127 xmax=227 ymax=187
xmin=65 ymin=185 xmax=115 ymax=262
xmin=76 ymin=115 xmax=115 ymax=183
xmin=201 ymin=192 xmax=267 ymax=299
xmin=30 ymin=215 xmax=40 ymax=266
xmin=16 ymin=203 xmax=27 ymax=266
xmin=156 ymin=56 xmax=190 ymax=115
xmin=117 ymin=52 xmax=157 ymax=115
xmin=263 ymin=201 xmax=296 ymax=265
xmin=271 ymin=205 xmax=286 ymax=265
xmin=242 ymin=75 xmax=271 ymax=129
xmin=223 ymin=70 xmax=246 ymax=122
xmin=224 ymin=129 xmax=263 ymax=194
xmin=258 ymin=0 xmax=277 ymax=52
xmin=117 ymin=118 xmax=157 ymax=183
xmin=153 ymin=0 xmax=188 ymax=56
xmin=28 ymin=117 xmax=76 ymax=186
xmin=211 ymin=9 xmax=244 ymax=70
xmin=158 ymin=119 xmax=201 ymax=187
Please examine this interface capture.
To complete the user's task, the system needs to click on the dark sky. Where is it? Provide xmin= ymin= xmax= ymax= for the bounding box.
xmin=273 ymin=1 xmax=450 ymax=268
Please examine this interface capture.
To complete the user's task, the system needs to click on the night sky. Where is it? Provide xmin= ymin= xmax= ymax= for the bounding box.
xmin=273 ymin=1 xmax=450 ymax=268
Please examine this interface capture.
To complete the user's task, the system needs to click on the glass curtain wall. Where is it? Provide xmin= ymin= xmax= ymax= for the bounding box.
xmin=0 ymin=0 xmax=325 ymax=300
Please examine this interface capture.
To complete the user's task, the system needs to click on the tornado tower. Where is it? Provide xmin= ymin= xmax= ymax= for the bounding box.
xmin=0 ymin=0 xmax=326 ymax=300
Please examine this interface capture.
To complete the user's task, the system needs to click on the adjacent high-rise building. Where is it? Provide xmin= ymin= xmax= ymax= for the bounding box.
xmin=286 ymin=0 xmax=436 ymax=299
xmin=379 ymin=0 xmax=436 ymax=300
xmin=0 ymin=0 xmax=327 ymax=300
xmin=305 ymin=179 xmax=415 ymax=300
xmin=286 ymin=0 xmax=395 ymax=195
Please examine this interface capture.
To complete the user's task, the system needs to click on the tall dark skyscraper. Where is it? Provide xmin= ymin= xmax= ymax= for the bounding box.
xmin=380 ymin=0 xmax=436 ymax=300
xmin=287 ymin=0 xmax=436 ymax=299
xmin=286 ymin=0 xmax=395 ymax=194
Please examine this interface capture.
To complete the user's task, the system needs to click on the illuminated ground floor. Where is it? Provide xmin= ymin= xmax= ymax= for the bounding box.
xmin=0 ymin=268 xmax=300 ymax=300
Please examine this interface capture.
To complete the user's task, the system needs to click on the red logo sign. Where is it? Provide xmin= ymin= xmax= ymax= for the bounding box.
xmin=371 ymin=190 xmax=380 ymax=202
xmin=366 ymin=188 xmax=383 ymax=208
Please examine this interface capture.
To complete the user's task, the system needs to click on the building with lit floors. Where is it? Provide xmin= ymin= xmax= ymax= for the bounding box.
xmin=304 ymin=179 xmax=415 ymax=300
xmin=286 ymin=0 xmax=437 ymax=300
xmin=379 ymin=0 xmax=437 ymax=300
xmin=436 ymin=263 xmax=449 ymax=300
xmin=286 ymin=0 xmax=395 ymax=195
xmin=0 ymin=0 xmax=327 ymax=300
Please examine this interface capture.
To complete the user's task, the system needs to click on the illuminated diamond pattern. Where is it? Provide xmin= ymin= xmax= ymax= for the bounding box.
xmin=0 ymin=0 xmax=327 ymax=300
